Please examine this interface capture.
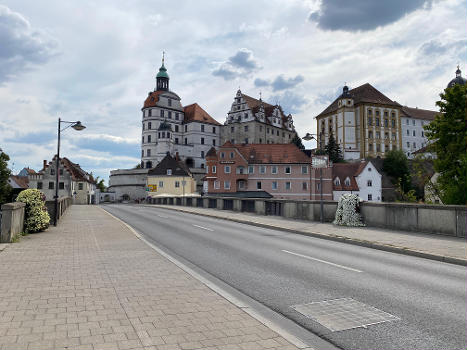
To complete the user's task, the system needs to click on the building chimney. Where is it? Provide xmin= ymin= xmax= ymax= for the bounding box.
xmin=43 ymin=160 xmax=47 ymax=169
xmin=175 ymin=152 xmax=180 ymax=161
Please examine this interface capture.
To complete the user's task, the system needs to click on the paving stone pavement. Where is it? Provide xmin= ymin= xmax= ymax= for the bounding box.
xmin=151 ymin=205 xmax=467 ymax=264
xmin=0 ymin=206 xmax=300 ymax=350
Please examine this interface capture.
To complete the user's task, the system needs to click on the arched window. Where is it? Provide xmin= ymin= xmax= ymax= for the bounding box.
xmin=344 ymin=177 xmax=351 ymax=186
xmin=334 ymin=177 xmax=340 ymax=186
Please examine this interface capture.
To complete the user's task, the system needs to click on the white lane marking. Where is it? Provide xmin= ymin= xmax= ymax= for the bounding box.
xmin=156 ymin=214 xmax=169 ymax=218
xmin=282 ymin=249 xmax=363 ymax=273
xmin=192 ymin=224 xmax=214 ymax=231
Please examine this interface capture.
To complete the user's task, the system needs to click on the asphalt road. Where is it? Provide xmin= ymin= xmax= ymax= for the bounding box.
xmin=102 ymin=204 xmax=466 ymax=350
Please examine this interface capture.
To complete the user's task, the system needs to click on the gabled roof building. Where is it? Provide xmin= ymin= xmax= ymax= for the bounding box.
xmin=221 ymin=90 xmax=296 ymax=145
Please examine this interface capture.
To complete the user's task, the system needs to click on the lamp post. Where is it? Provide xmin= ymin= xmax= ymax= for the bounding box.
xmin=302 ymin=133 xmax=325 ymax=223
xmin=54 ymin=118 xmax=86 ymax=226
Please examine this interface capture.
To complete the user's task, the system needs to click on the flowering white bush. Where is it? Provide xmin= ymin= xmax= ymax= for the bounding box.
xmin=333 ymin=193 xmax=365 ymax=227
xmin=16 ymin=189 xmax=50 ymax=233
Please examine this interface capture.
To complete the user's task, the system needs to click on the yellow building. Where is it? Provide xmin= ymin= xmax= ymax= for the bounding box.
xmin=146 ymin=154 xmax=198 ymax=197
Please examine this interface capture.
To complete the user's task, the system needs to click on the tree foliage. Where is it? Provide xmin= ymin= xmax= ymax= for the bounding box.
xmin=324 ymin=133 xmax=343 ymax=163
xmin=0 ymin=149 xmax=12 ymax=205
xmin=383 ymin=149 xmax=411 ymax=193
xmin=424 ymin=84 xmax=467 ymax=205
xmin=291 ymin=133 xmax=305 ymax=150
xmin=94 ymin=176 xmax=106 ymax=192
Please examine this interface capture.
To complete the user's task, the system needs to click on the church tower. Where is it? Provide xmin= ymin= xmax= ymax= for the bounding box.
xmin=156 ymin=52 xmax=169 ymax=91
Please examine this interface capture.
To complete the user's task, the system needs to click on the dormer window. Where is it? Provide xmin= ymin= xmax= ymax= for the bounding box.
xmin=334 ymin=177 xmax=340 ymax=186
xmin=167 ymin=169 xmax=172 ymax=175
xmin=344 ymin=177 xmax=351 ymax=186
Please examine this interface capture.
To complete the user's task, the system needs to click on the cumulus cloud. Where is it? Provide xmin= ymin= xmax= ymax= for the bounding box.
xmin=309 ymin=0 xmax=432 ymax=31
xmin=269 ymin=91 xmax=308 ymax=114
xmin=212 ymin=48 xmax=260 ymax=80
xmin=254 ymin=74 xmax=305 ymax=91
xmin=0 ymin=5 xmax=59 ymax=83
xmin=418 ymin=39 xmax=466 ymax=57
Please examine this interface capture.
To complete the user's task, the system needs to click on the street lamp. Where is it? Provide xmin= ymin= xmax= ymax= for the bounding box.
xmin=302 ymin=133 xmax=325 ymax=223
xmin=54 ymin=118 xmax=86 ymax=226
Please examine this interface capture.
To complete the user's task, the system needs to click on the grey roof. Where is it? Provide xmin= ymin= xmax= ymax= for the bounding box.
xmin=148 ymin=154 xmax=191 ymax=176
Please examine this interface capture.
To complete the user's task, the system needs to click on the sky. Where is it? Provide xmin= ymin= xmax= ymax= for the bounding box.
xmin=0 ymin=0 xmax=466 ymax=184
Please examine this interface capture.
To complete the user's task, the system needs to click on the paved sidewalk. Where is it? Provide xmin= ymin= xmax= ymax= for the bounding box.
xmin=151 ymin=205 xmax=467 ymax=265
xmin=0 ymin=206 xmax=300 ymax=350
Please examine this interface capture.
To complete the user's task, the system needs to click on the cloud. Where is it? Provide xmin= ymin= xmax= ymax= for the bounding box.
xmin=212 ymin=48 xmax=260 ymax=80
xmin=254 ymin=78 xmax=270 ymax=87
xmin=0 ymin=5 xmax=59 ymax=83
xmin=309 ymin=0 xmax=432 ymax=31
xmin=418 ymin=39 xmax=466 ymax=57
xmin=72 ymin=134 xmax=139 ymax=158
xmin=253 ymin=75 xmax=305 ymax=91
xmin=268 ymin=91 xmax=308 ymax=114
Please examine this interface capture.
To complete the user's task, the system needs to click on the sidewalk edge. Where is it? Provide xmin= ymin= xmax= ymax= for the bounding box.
xmin=99 ymin=207 xmax=335 ymax=350
xmin=145 ymin=205 xmax=467 ymax=267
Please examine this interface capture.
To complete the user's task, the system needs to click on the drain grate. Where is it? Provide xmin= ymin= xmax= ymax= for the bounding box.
xmin=291 ymin=298 xmax=400 ymax=332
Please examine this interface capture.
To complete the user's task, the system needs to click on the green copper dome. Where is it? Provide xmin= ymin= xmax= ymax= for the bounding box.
xmin=156 ymin=64 xmax=169 ymax=79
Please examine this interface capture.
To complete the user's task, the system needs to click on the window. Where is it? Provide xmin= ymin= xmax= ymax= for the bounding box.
xmin=316 ymin=183 xmax=321 ymax=190
xmin=256 ymin=181 xmax=262 ymax=190
xmin=384 ymin=119 xmax=388 ymax=127
xmin=267 ymin=128 xmax=270 ymax=134
xmin=244 ymin=138 xmax=248 ymax=144
xmin=148 ymin=122 xmax=152 ymax=130
xmin=147 ymin=149 xmax=151 ymax=156
xmin=376 ymin=110 xmax=380 ymax=116
xmin=224 ymin=166 xmax=231 ymax=173
xmin=259 ymin=126 xmax=263 ymax=132
xmin=141 ymin=150 xmax=144 ymax=157
xmin=148 ymin=135 xmax=151 ymax=143
xmin=406 ymin=118 xmax=410 ymax=125
xmin=285 ymin=182 xmax=291 ymax=190
xmin=201 ymin=125 xmax=205 ymax=132
xmin=50 ymin=168 xmax=55 ymax=175
xmin=59 ymin=169 xmax=63 ymax=176
xmin=159 ymin=181 xmax=164 ymax=188
xmin=59 ymin=182 xmax=64 ymax=190
xmin=37 ymin=182 xmax=43 ymax=189
xmin=175 ymin=181 xmax=180 ymax=188
xmin=334 ymin=177 xmax=340 ymax=186
xmin=412 ymin=120 xmax=415 ymax=126
xmin=259 ymin=138 xmax=262 ymax=143
xmin=201 ymin=138 xmax=205 ymax=145
xmin=368 ymin=131 xmax=373 ymax=139
xmin=368 ymin=109 xmax=372 ymax=115
xmin=369 ymin=143 xmax=373 ymax=151
xmin=78 ymin=183 xmax=83 ymax=190
xmin=407 ymin=129 xmax=410 ymax=135
xmin=367 ymin=180 xmax=372 ymax=187
xmin=385 ymin=132 xmax=389 ymax=139
xmin=244 ymin=113 xmax=248 ymax=119
xmin=244 ymin=125 xmax=248 ymax=132
xmin=407 ymin=142 xmax=410 ymax=147
xmin=230 ymin=152 xmax=234 ymax=159
xmin=212 ymin=139 xmax=216 ymax=146
xmin=391 ymin=119 xmax=395 ymax=128
xmin=143 ymin=123 xmax=145 ymax=130
xmin=413 ymin=130 xmax=416 ymax=136
xmin=302 ymin=182 xmax=308 ymax=190
xmin=168 ymin=111 xmax=172 ymax=119
xmin=391 ymin=112 xmax=395 ymax=118
xmin=413 ymin=142 xmax=416 ymax=148
xmin=185 ymin=125 xmax=188 ymax=132
xmin=237 ymin=166 xmax=245 ymax=174
xmin=184 ymin=138 xmax=188 ymax=145
xmin=271 ymin=181 xmax=278 ymax=190
xmin=368 ymin=117 xmax=373 ymax=126
xmin=212 ymin=165 xmax=217 ymax=173
xmin=376 ymin=131 xmax=380 ymax=139
xmin=376 ymin=144 xmax=381 ymax=152
xmin=392 ymin=132 xmax=396 ymax=140
xmin=161 ymin=110 xmax=164 ymax=118
xmin=175 ymin=113 xmax=179 ymax=120
xmin=167 ymin=169 xmax=172 ymax=175
xmin=301 ymin=166 xmax=308 ymax=174
xmin=214 ymin=181 xmax=220 ymax=189
xmin=231 ymin=126 xmax=234 ymax=132
xmin=201 ymin=151 xmax=205 ymax=158
xmin=368 ymin=194 xmax=373 ymax=201
xmin=248 ymin=166 xmax=254 ymax=174
xmin=421 ymin=131 xmax=424 ymax=137
xmin=260 ymin=166 xmax=266 ymax=174
xmin=175 ymin=125 xmax=179 ymax=132
xmin=220 ymin=152 xmax=225 ymax=159
xmin=285 ymin=166 xmax=291 ymax=174
xmin=277 ymin=130 xmax=279 ymax=136
xmin=167 ymin=132 xmax=170 ymax=138
xmin=384 ymin=111 xmax=388 ymax=117
xmin=168 ymin=98 xmax=172 ymax=107
xmin=271 ymin=166 xmax=278 ymax=174
xmin=376 ymin=118 xmax=380 ymax=126
xmin=175 ymin=138 xmax=179 ymax=144
xmin=344 ymin=178 xmax=350 ymax=186
xmin=148 ymin=109 xmax=152 ymax=117
xmin=224 ymin=181 xmax=231 ymax=190
xmin=368 ymin=167 xmax=372 ymax=171
xmin=212 ymin=127 xmax=216 ymax=133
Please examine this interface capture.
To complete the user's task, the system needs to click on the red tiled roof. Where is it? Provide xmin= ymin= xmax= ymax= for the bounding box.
xmin=241 ymin=94 xmax=291 ymax=128
xmin=400 ymin=106 xmax=438 ymax=120
xmin=332 ymin=162 xmax=368 ymax=191
xmin=42 ymin=156 xmax=95 ymax=184
xmin=317 ymin=83 xmax=400 ymax=117
xmin=220 ymin=143 xmax=310 ymax=164
xmin=183 ymin=103 xmax=221 ymax=126
xmin=142 ymin=91 xmax=164 ymax=109
xmin=10 ymin=175 xmax=29 ymax=189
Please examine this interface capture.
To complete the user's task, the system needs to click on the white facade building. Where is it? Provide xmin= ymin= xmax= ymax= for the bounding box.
xmin=400 ymin=106 xmax=437 ymax=158
xmin=332 ymin=161 xmax=382 ymax=202
xmin=141 ymin=55 xmax=221 ymax=170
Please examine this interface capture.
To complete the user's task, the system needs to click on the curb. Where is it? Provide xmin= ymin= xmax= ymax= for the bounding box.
xmin=145 ymin=204 xmax=467 ymax=267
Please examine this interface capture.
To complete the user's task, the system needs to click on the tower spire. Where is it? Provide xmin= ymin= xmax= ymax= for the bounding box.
xmin=156 ymin=51 xmax=169 ymax=91
xmin=162 ymin=51 xmax=165 ymax=67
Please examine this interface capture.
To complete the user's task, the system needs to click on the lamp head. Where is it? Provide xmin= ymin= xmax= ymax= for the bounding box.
xmin=302 ymin=133 xmax=316 ymax=141
xmin=72 ymin=121 xmax=86 ymax=131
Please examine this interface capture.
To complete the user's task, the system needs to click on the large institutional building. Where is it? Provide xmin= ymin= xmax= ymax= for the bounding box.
xmin=315 ymin=83 xmax=437 ymax=159
xmin=221 ymin=90 xmax=296 ymax=145
xmin=140 ymin=56 xmax=221 ymax=170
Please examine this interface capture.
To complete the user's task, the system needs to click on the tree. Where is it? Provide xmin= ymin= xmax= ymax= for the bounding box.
xmin=94 ymin=176 xmax=106 ymax=192
xmin=291 ymin=134 xmax=305 ymax=150
xmin=383 ymin=149 xmax=411 ymax=193
xmin=0 ymin=149 xmax=12 ymax=205
xmin=324 ymin=133 xmax=343 ymax=163
xmin=424 ymin=84 xmax=467 ymax=205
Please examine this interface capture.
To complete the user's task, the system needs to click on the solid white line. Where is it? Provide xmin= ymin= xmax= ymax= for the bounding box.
xmin=192 ymin=224 xmax=214 ymax=231
xmin=282 ymin=249 xmax=363 ymax=273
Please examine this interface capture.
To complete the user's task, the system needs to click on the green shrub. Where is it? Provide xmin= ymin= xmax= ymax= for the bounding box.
xmin=16 ymin=189 xmax=50 ymax=233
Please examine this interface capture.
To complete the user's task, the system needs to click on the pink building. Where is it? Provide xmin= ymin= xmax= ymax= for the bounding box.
xmin=205 ymin=143 xmax=333 ymax=200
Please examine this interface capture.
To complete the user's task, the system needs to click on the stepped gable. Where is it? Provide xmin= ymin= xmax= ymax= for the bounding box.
xmin=241 ymin=93 xmax=289 ymax=127
xmin=317 ymin=83 xmax=400 ymax=117
xmin=148 ymin=154 xmax=191 ymax=176
xmin=183 ymin=103 xmax=221 ymax=126
xmin=332 ymin=161 xmax=368 ymax=191
xmin=400 ymin=106 xmax=438 ymax=120
xmin=229 ymin=143 xmax=310 ymax=164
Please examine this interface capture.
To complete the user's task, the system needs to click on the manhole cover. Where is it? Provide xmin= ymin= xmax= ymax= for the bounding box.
xmin=291 ymin=298 xmax=400 ymax=332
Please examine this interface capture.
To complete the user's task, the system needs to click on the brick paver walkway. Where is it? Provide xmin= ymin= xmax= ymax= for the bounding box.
xmin=0 ymin=206 xmax=299 ymax=350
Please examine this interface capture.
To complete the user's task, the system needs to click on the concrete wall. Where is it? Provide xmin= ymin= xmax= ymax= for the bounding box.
xmin=45 ymin=197 xmax=72 ymax=224
xmin=149 ymin=195 xmax=466 ymax=237
xmin=1 ymin=202 xmax=25 ymax=243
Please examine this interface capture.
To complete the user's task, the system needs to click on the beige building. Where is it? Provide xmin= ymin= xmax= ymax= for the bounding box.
xmin=147 ymin=154 xmax=197 ymax=197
